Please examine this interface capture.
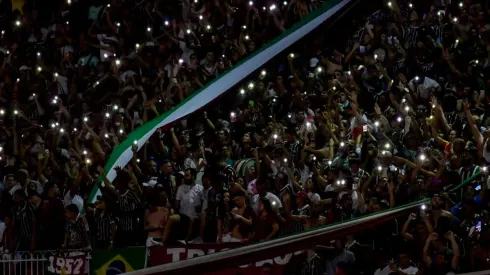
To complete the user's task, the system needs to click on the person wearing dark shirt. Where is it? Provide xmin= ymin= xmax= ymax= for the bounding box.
xmin=250 ymin=198 xmax=279 ymax=243
xmin=219 ymin=191 xmax=255 ymax=243
xmin=10 ymin=189 xmax=37 ymax=251
xmin=63 ymin=204 xmax=91 ymax=250
xmin=87 ymin=196 xmax=116 ymax=250
xmin=38 ymin=182 xmax=65 ymax=250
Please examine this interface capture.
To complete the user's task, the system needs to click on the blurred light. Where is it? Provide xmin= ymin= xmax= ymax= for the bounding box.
xmin=240 ymin=89 xmax=245 ymax=95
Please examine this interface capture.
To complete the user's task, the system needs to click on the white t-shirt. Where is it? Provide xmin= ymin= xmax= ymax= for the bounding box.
xmin=176 ymin=184 xmax=203 ymax=218
xmin=408 ymin=76 xmax=440 ymax=99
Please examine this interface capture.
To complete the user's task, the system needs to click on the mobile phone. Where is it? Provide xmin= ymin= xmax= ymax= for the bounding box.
xmin=476 ymin=221 xmax=482 ymax=232
xmin=475 ymin=185 xmax=482 ymax=191
xmin=249 ymin=100 xmax=254 ymax=107
xmin=362 ymin=124 xmax=368 ymax=132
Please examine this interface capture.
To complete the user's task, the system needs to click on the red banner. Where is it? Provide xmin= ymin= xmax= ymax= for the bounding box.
xmin=149 ymin=244 xmax=306 ymax=275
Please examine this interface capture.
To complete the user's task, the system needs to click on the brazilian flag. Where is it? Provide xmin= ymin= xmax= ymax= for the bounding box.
xmin=90 ymin=247 xmax=147 ymax=275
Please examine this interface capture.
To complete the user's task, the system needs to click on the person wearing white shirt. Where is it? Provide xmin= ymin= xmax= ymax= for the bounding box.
xmin=161 ymin=169 xmax=203 ymax=244
xmin=375 ymin=252 xmax=418 ymax=275
xmin=407 ymin=75 xmax=440 ymax=100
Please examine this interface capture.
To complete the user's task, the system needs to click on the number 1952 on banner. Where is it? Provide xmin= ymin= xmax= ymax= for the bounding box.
xmin=47 ymin=255 xmax=86 ymax=275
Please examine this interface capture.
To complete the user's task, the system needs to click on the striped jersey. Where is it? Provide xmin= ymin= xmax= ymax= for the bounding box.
xmin=402 ymin=24 xmax=420 ymax=48
xmin=117 ymin=190 xmax=141 ymax=232
xmin=300 ymin=253 xmax=326 ymax=275
xmin=11 ymin=202 xmax=37 ymax=242
xmin=66 ymin=215 xmax=90 ymax=248
xmin=94 ymin=210 xmax=116 ymax=242
xmin=457 ymin=165 xmax=482 ymax=199
xmin=291 ymin=204 xmax=311 ymax=234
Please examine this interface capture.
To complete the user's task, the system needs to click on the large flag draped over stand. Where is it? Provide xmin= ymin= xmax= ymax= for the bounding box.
xmin=88 ymin=0 xmax=352 ymax=203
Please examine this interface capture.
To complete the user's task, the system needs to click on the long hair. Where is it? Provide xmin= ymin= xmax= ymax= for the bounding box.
xmin=260 ymin=197 xmax=274 ymax=216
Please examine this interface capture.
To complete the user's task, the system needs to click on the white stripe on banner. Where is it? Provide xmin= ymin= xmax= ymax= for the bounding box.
xmin=90 ymin=0 xmax=352 ymax=202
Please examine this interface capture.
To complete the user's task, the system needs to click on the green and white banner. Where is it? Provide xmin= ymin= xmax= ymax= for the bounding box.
xmin=89 ymin=0 xmax=351 ymax=202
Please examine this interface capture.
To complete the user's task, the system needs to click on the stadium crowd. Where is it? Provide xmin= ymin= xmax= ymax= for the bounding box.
xmin=0 ymin=0 xmax=489 ymax=274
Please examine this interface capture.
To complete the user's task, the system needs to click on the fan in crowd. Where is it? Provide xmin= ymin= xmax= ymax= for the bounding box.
xmin=0 ymin=0 xmax=489 ymax=274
